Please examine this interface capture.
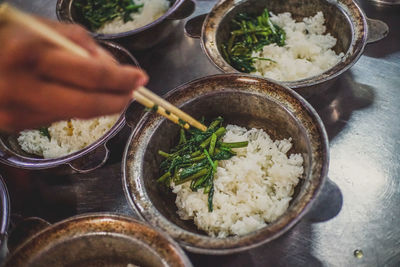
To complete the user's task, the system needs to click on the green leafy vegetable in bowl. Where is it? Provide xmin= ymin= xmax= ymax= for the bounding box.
xmin=74 ymin=0 xmax=144 ymax=31
xmin=157 ymin=117 xmax=248 ymax=212
xmin=38 ymin=127 xmax=51 ymax=140
xmin=221 ymin=8 xmax=286 ymax=73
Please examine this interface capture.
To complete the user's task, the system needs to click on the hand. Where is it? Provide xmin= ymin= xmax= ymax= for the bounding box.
xmin=0 ymin=17 xmax=148 ymax=132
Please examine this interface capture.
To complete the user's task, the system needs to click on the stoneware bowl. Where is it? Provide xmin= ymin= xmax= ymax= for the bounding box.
xmin=4 ymin=213 xmax=192 ymax=267
xmin=0 ymin=41 xmax=139 ymax=173
xmin=122 ymin=74 xmax=329 ymax=254
xmin=184 ymin=0 xmax=389 ymax=98
xmin=56 ymin=0 xmax=196 ymax=50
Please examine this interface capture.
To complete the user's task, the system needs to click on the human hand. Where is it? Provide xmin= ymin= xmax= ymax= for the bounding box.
xmin=0 ymin=17 xmax=148 ymax=132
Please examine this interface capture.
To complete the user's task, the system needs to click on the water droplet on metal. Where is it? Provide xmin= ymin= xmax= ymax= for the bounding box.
xmin=354 ymin=249 xmax=363 ymax=259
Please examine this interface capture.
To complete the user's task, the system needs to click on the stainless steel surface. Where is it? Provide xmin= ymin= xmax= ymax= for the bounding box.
xmin=0 ymin=0 xmax=399 ymax=266
xmin=367 ymin=0 xmax=400 ymax=5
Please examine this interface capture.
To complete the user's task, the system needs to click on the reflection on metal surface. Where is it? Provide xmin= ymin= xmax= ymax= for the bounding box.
xmin=1 ymin=0 xmax=400 ymax=266
xmin=354 ymin=249 xmax=364 ymax=259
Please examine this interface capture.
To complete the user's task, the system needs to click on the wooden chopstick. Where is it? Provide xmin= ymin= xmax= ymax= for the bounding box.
xmin=136 ymin=87 xmax=207 ymax=131
xmin=133 ymin=91 xmax=189 ymax=130
xmin=0 ymin=3 xmax=207 ymax=132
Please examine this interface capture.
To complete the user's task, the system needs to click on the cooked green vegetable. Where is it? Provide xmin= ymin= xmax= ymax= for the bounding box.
xmin=221 ymin=8 xmax=285 ymax=73
xmin=74 ymin=0 xmax=144 ymax=31
xmin=38 ymin=127 xmax=51 ymax=140
xmin=157 ymin=117 xmax=248 ymax=211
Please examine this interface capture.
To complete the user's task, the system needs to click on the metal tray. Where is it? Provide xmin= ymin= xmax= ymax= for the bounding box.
xmin=1 ymin=0 xmax=399 ymax=266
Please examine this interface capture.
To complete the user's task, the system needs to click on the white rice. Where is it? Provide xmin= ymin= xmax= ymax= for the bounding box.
xmin=97 ymin=0 xmax=170 ymax=34
xmin=172 ymin=125 xmax=304 ymax=237
xmin=17 ymin=115 xmax=119 ymax=159
xmin=251 ymin=11 xmax=344 ymax=81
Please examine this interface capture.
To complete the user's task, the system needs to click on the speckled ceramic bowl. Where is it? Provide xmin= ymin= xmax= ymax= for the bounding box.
xmin=4 ymin=213 xmax=192 ymax=267
xmin=57 ymin=0 xmax=196 ymax=50
xmin=0 ymin=41 xmax=139 ymax=173
xmin=185 ymin=0 xmax=388 ymax=98
xmin=122 ymin=74 xmax=329 ymax=254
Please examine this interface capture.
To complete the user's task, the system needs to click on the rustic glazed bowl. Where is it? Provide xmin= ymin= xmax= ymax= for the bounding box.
xmin=0 ymin=41 xmax=139 ymax=173
xmin=0 ymin=174 xmax=10 ymax=262
xmin=185 ymin=0 xmax=388 ymax=98
xmin=4 ymin=213 xmax=192 ymax=267
xmin=57 ymin=0 xmax=196 ymax=50
xmin=122 ymin=74 xmax=329 ymax=254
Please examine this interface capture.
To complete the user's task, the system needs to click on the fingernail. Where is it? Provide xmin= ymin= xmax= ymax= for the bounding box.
xmin=136 ymin=75 xmax=148 ymax=87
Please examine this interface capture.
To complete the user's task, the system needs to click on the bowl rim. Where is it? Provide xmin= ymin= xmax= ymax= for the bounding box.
xmin=56 ymin=0 xmax=189 ymax=39
xmin=5 ymin=213 xmax=193 ymax=267
xmin=0 ymin=174 xmax=10 ymax=240
xmin=200 ymin=0 xmax=368 ymax=89
xmin=0 ymin=41 xmax=138 ymax=170
xmin=122 ymin=73 xmax=329 ymax=254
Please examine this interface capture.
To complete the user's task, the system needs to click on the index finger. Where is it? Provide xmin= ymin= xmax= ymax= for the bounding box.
xmin=36 ymin=48 xmax=148 ymax=93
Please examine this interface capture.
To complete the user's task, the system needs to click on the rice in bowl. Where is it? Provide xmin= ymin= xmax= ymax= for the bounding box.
xmin=18 ymin=115 xmax=119 ymax=159
xmin=251 ymin=11 xmax=344 ymax=81
xmin=172 ymin=125 xmax=304 ymax=237
xmin=97 ymin=0 xmax=170 ymax=34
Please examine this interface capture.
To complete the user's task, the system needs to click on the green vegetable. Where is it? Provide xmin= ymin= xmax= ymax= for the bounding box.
xmin=157 ymin=117 xmax=248 ymax=212
xmin=38 ymin=127 xmax=51 ymax=140
xmin=179 ymin=129 xmax=186 ymax=145
xmin=74 ymin=0 xmax=145 ymax=31
xmin=209 ymin=133 xmax=217 ymax=156
xmin=175 ymin=168 xmax=208 ymax=185
xmin=152 ymin=104 xmax=159 ymax=112
xmin=221 ymin=8 xmax=286 ymax=73
xmin=219 ymin=141 xmax=248 ymax=148
xmin=178 ymin=119 xmax=187 ymax=127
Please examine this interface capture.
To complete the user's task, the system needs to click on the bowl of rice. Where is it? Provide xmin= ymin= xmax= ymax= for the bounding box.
xmin=0 ymin=41 xmax=139 ymax=173
xmin=57 ymin=0 xmax=196 ymax=50
xmin=185 ymin=0 xmax=388 ymax=97
xmin=122 ymin=73 xmax=329 ymax=254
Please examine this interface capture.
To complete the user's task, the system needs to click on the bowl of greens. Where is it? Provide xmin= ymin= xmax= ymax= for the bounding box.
xmin=122 ymin=73 xmax=329 ymax=254
xmin=185 ymin=0 xmax=388 ymax=97
xmin=57 ymin=0 xmax=196 ymax=50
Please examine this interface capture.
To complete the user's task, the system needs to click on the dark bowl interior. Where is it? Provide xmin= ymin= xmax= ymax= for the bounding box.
xmin=0 ymin=41 xmax=139 ymax=162
xmin=5 ymin=215 xmax=190 ymax=267
xmin=18 ymin=235 xmax=164 ymax=267
xmin=142 ymin=92 xmax=311 ymax=234
xmin=216 ymin=0 xmax=352 ymax=64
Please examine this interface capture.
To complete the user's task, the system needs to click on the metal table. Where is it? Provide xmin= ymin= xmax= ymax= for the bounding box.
xmin=1 ymin=0 xmax=399 ymax=266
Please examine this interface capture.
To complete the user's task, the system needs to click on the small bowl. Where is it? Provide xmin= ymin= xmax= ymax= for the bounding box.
xmin=0 ymin=41 xmax=139 ymax=173
xmin=4 ymin=213 xmax=192 ymax=267
xmin=185 ymin=0 xmax=388 ymax=97
xmin=122 ymin=74 xmax=329 ymax=254
xmin=57 ymin=0 xmax=196 ymax=50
